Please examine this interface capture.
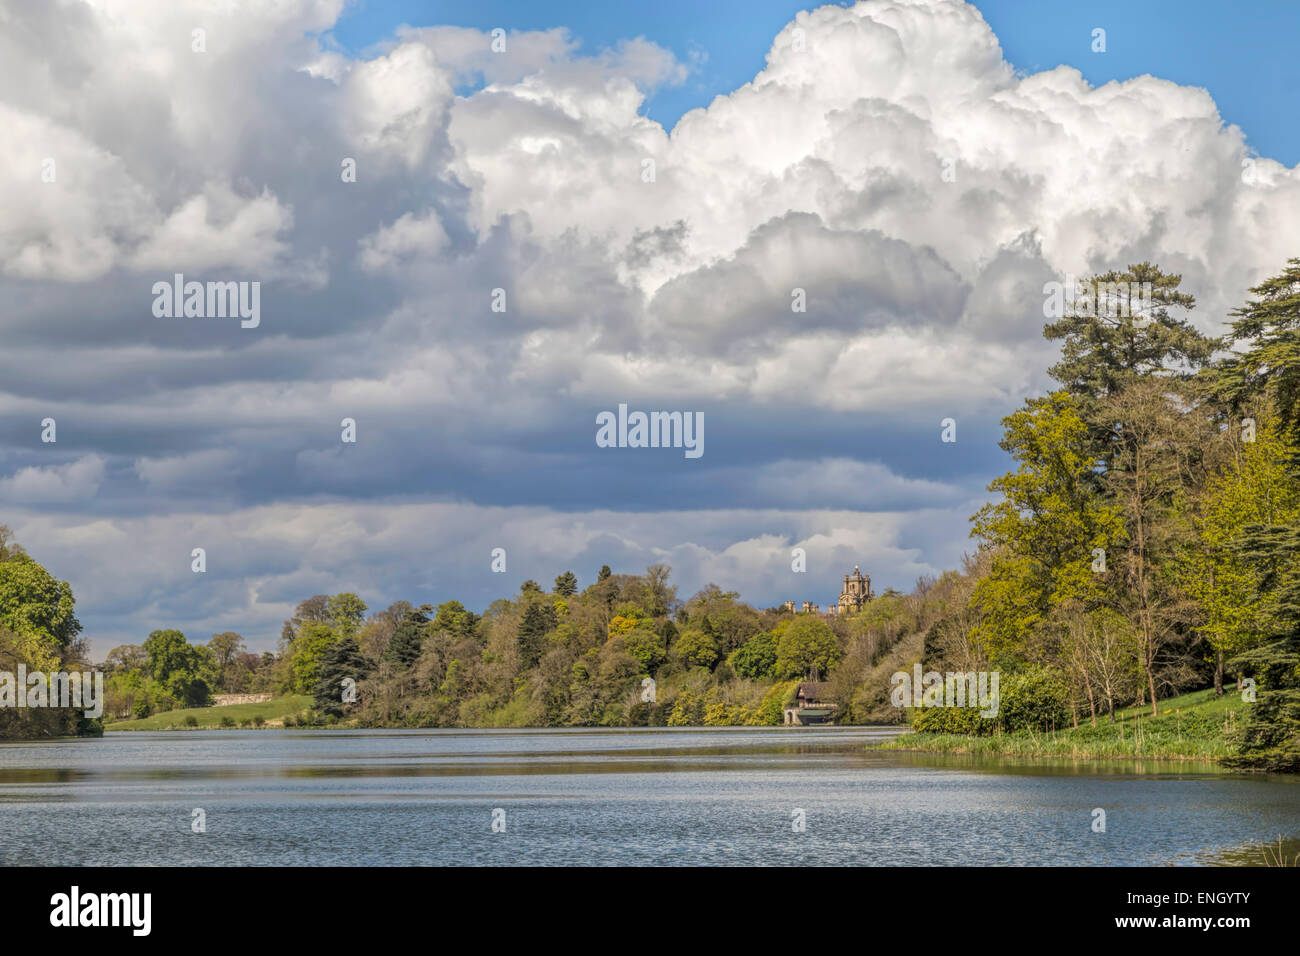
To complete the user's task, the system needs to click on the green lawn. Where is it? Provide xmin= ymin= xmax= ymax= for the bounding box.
xmin=874 ymin=686 xmax=1248 ymax=762
xmin=106 ymin=695 xmax=313 ymax=730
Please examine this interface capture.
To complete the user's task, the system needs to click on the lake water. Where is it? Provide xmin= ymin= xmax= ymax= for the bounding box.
xmin=1 ymin=727 xmax=1297 ymax=866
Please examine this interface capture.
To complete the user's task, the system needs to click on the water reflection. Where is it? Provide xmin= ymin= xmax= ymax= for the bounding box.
xmin=0 ymin=728 xmax=1295 ymax=866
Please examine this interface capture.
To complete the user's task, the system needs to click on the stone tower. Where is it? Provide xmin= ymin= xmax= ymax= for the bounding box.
xmin=837 ymin=565 xmax=871 ymax=614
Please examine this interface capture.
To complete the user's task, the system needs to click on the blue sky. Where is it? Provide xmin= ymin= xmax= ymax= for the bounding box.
xmin=331 ymin=0 xmax=1300 ymax=165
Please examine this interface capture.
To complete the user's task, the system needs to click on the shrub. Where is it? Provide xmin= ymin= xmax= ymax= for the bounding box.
xmin=253 ymin=714 xmax=267 ymax=728
xmin=911 ymin=704 xmax=988 ymax=735
xmin=220 ymin=715 xmax=235 ymax=728
xmin=995 ymin=666 xmax=1070 ymax=733
xmin=184 ymin=715 xmax=198 ymax=728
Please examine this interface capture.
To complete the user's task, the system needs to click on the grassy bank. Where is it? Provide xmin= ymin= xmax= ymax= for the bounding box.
xmin=106 ymin=695 xmax=313 ymax=730
xmin=873 ymin=687 xmax=1245 ymax=762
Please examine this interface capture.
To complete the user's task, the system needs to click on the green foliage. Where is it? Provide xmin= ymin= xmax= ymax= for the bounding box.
xmin=1217 ymin=257 xmax=1300 ymax=449
xmin=755 ymin=680 xmax=800 ymax=725
xmin=0 ymin=552 xmax=82 ymax=668
xmin=432 ymin=600 xmax=480 ymax=639
xmin=773 ymin=617 xmax=840 ymax=680
xmin=384 ymin=606 xmax=429 ymax=668
xmin=910 ymin=703 xmax=987 ymax=735
xmin=312 ymin=637 xmax=372 ymax=718
xmin=619 ymin=628 xmax=666 ymax=673
xmin=518 ymin=601 xmax=557 ymax=669
xmin=326 ymin=593 xmax=368 ymax=639
xmin=142 ymin=629 xmax=217 ymax=707
xmin=729 ymin=631 xmax=778 ymax=679
xmin=996 ymin=666 xmax=1071 ymax=733
xmin=1221 ymin=524 xmax=1300 ymax=771
xmin=970 ymin=391 xmax=1123 ymax=665
xmin=287 ymin=622 xmax=338 ymax=694
xmin=674 ymin=628 xmax=718 ymax=668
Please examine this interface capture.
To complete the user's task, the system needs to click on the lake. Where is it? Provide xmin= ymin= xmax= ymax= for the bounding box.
xmin=1 ymin=727 xmax=1297 ymax=866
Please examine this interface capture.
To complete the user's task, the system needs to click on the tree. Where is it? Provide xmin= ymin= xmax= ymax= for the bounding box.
xmin=143 ymin=630 xmax=192 ymax=683
xmin=518 ymin=602 xmax=557 ymax=669
xmin=597 ymin=565 xmax=612 ymax=582
xmin=1221 ymin=525 xmax=1300 ymax=771
xmin=312 ymin=638 xmax=372 ymax=718
xmin=207 ymin=632 xmax=247 ymax=692
xmin=618 ymin=628 xmax=666 ymax=674
xmin=327 ymin=593 xmax=368 ymax=639
xmin=384 ymin=606 xmax=430 ymax=668
xmin=1101 ymin=379 xmax=1213 ymax=713
xmin=970 ymin=391 xmax=1123 ymax=665
xmin=281 ymin=594 xmax=330 ymax=645
xmin=1045 ymin=263 xmax=1214 ymax=467
xmin=1179 ymin=416 xmax=1300 ymax=692
xmin=553 ymin=571 xmax=578 ymax=597
xmin=0 ymin=525 xmax=25 ymax=561
xmin=142 ymin=630 xmax=216 ymax=707
xmin=431 ymin=600 xmax=480 ymax=639
xmin=729 ymin=631 xmax=778 ymax=679
xmin=0 ymin=551 xmax=82 ymax=668
xmin=641 ymin=564 xmax=677 ymax=617
xmin=774 ymin=617 xmax=840 ymax=680
xmin=287 ymin=622 xmax=339 ymax=693
xmin=674 ymin=628 xmax=719 ymax=669
xmin=1217 ymin=258 xmax=1300 ymax=448
xmin=103 ymin=644 xmax=148 ymax=674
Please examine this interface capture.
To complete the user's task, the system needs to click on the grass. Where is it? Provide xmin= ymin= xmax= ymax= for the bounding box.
xmin=105 ymin=695 xmax=313 ymax=731
xmin=873 ymin=687 xmax=1246 ymax=763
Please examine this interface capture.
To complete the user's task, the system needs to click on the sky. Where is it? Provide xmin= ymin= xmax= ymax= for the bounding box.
xmin=2 ymin=0 xmax=1298 ymax=658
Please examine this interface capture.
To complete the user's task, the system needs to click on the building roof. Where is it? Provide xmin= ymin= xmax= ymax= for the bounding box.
xmin=797 ymin=682 xmax=833 ymax=699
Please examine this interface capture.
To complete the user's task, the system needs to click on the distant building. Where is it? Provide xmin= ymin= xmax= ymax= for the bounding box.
xmin=783 ymin=565 xmax=872 ymax=617
xmin=783 ymin=682 xmax=837 ymax=725
xmin=836 ymin=565 xmax=871 ymax=614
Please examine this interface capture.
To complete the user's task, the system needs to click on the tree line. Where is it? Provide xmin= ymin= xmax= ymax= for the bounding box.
xmin=2 ymin=259 xmax=1297 ymax=769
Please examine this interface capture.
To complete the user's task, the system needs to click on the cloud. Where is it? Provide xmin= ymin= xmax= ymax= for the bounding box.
xmin=2 ymin=497 xmax=974 ymax=655
xmin=1 ymin=0 xmax=1297 ymax=657
xmin=0 ymin=455 xmax=106 ymax=503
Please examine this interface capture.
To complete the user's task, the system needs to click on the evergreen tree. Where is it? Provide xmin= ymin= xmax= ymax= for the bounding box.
xmin=1044 ymin=263 xmax=1216 ymax=474
xmin=554 ymin=571 xmax=578 ymax=597
xmin=518 ymin=601 xmax=557 ymax=670
xmin=313 ymin=637 xmax=372 ymax=718
xmin=1222 ymin=525 xmax=1300 ymax=771
xmin=1217 ymin=258 xmax=1300 ymax=449
xmin=384 ymin=606 xmax=430 ymax=667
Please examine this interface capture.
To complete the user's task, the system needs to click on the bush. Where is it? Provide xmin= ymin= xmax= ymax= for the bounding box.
xmin=184 ymin=715 xmax=198 ymax=728
xmin=132 ymin=701 xmax=151 ymax=719
xmin=911 ymin=704 xmax=988 ymax=735
xmin=220 ymin=715 xmax=235 ymax=728
xmin=253 ymin=714 xmax=267 ymax=728
xmin=995 ymin=666 xmax=1070 ymax=733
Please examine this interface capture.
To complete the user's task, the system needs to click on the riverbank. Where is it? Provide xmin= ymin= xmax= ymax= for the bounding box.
xmin=872 ymin=688 xmax=1243 ymax=763
xmin=105 ymin=695 xmax=313 ymax=730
